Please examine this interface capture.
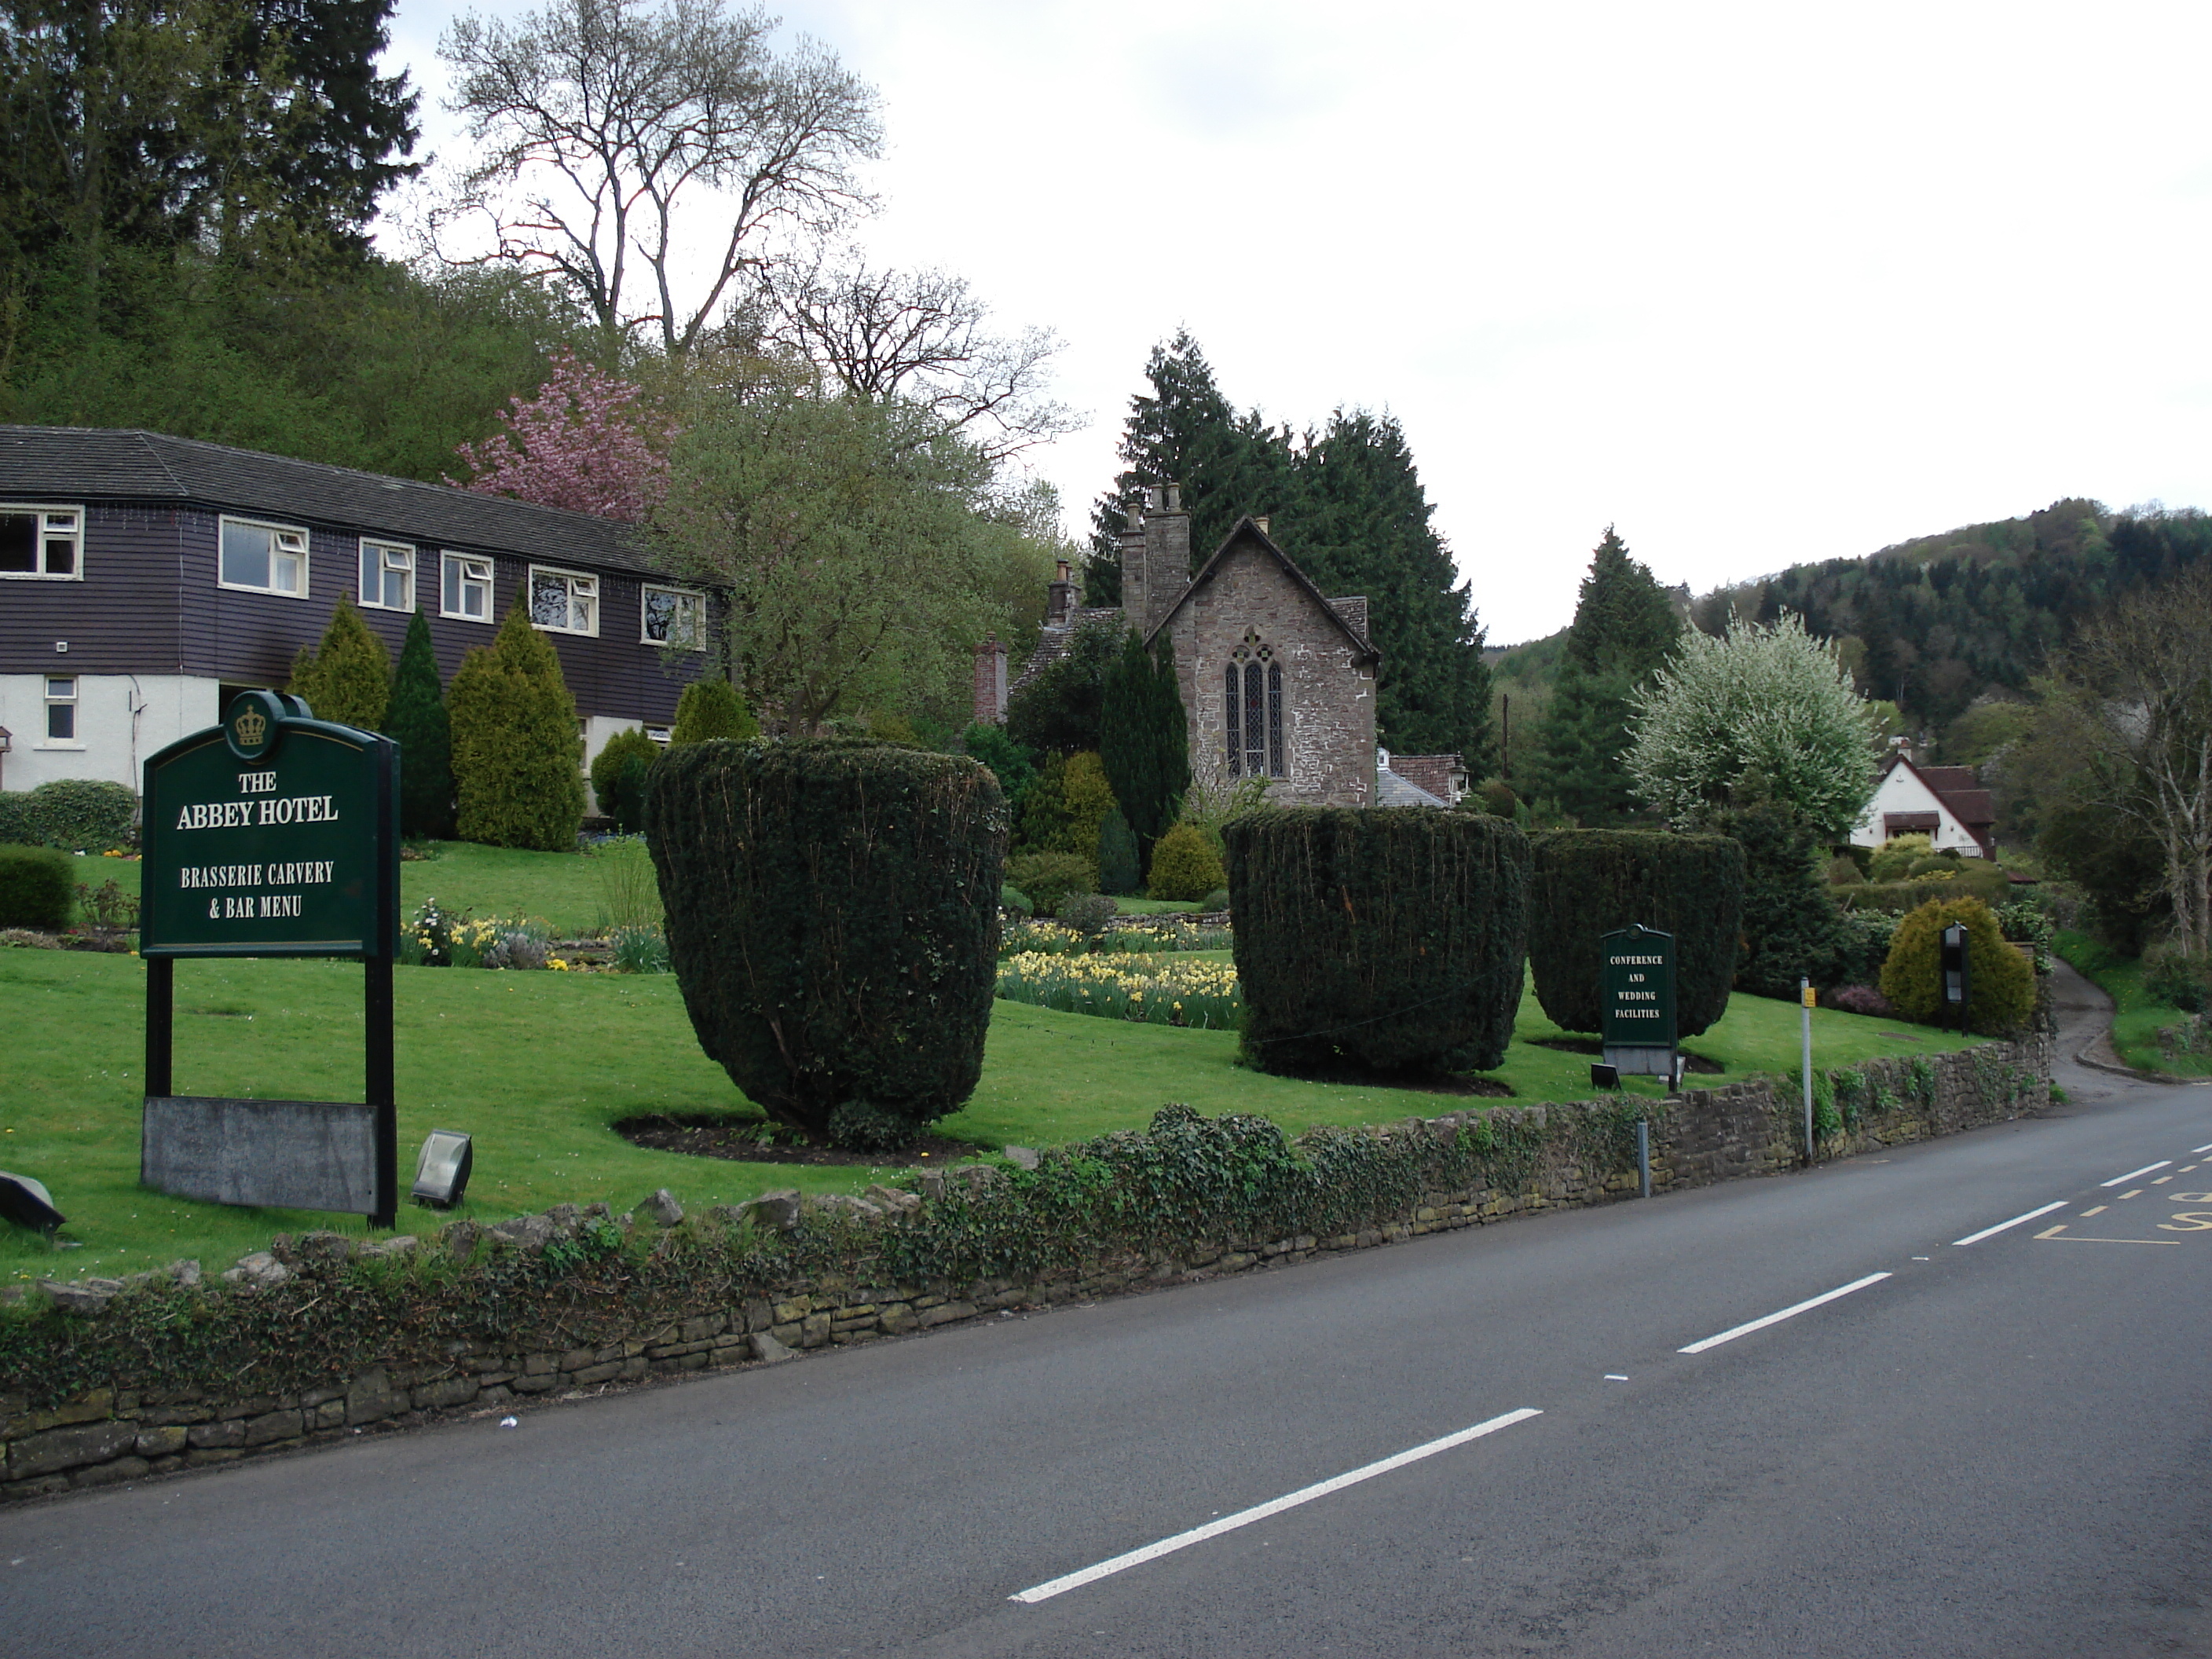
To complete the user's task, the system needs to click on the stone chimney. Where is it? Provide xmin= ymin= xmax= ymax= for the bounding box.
xmin=1140 ymin=483 xmax=1191 ymax=636
xmin=1046 ymin=558 xmax=1077 ymax=629
xmin=972 ymin=632 xmax=1008 ymax=726
xmin=1118 ymin=496 xmax=1148 ymax=637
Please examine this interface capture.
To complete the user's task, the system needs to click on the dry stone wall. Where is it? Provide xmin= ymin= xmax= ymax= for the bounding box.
xmin=0 ymin=1035 xmax=2049 ymax=1500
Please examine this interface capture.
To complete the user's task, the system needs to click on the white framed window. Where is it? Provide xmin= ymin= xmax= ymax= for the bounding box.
xmin=441 ymin=551 xmax=493 ymax=621
xmin=219 ymin=516 xmax=309 ymax=597
xmin=360 ymin=540 xmax=415 ymax=610
xmin=529 ymin=565 xmax=599 ymax=635
xmin=42 ymin=676 xmax=80 ymax=746
xmin=0 ymin=504 xmax=83 ymax=579
xmin=641 ymin=584 xmax=705 ymax=650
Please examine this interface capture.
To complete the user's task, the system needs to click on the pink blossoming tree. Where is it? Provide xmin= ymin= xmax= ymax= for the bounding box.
xmin=452 ymin=350 xmax=672 ymax=522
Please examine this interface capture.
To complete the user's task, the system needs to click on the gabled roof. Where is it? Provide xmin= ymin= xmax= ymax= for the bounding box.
xmin=0 ymin=425 xmax=663 ymax=577
xmin=1144 ymin=516 xmax=1381 ymax=663
xmin=1877 ymin=751 xmax=1995 ymax=829
xmin=1007 ymin=606 xmax=1122 ymax=698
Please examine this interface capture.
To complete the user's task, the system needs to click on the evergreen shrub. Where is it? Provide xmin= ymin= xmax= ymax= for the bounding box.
xmin=0 ymin=779 xmax=138 ymax=850
xmin=287 ymin=595 xmax=393 ymax=731
xmin=1867 ymin=833 xmax=1932 ymax=881
xmin=1146 ymin=822 xmax=1226 ymax=901
xmin=1879 ymin=896 xmax=2036 ymax=1033
xmin=2142 ymin=947 xmax=2212 ymax=1014
xmin=1056 ymin=892 xmax=1118 ymax=937
xmin=1527 ymin=830 xmax=1745 ymax=1037
xmin=669 ymin=678 xmax=759 ymax=745
xmin=384 ymin=610 xmax=455 ymax=839
xmin=0 ymin=846 xmax=74 ymax=928
xmin=1006 ymin=850 xmax=1094 ymax=914
xmin=1226 ymin=807 xmax=1529 ymax=1074
xmin=1200 ymin=887 xmax=1229 ymax=914
xmin=1000 ymin=884 xmax=1033 ymax=916
xmin=1097 ymin=809 xmax=1141 ymax=895
xmin=644 ymin=738 xmax=1006 ymax=1148
xmin=447 ymin=603 xmax=586 ymax=851
xmin=589 ymin=728 xmax=660 ymax=833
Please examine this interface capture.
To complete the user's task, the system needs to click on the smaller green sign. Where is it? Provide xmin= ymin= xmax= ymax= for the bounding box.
xmin=1600 ymin=924 xmax=1676 ymax=1052
xmin=140 ymin=693 xmax=398 ymax=958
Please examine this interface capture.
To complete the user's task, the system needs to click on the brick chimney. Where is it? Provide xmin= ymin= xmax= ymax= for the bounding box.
xmin=1046 ymin=558 xmax=1077 ymax=629
xmin=972 ymin=632 xmax=1007 ymax=726
xmin=1140 ymin=483 xmax=1191 ymax=635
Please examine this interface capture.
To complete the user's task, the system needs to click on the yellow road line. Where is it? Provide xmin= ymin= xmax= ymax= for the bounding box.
xmin=2118 ymin=1190 xmax=2144 ymax=1199
xmin=2081 ymin=1206 xmax=2108 ymax=1217
xmin=2034 ymin=1225 xmax=2068 ymax=1239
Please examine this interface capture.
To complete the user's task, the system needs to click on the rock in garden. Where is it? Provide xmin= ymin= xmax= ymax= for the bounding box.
xmin=39 ymin=1279 xmax=119 ymax=1312
xmin=751 ymin=1331 xmax=799 ymax=1364
xmin=637 ymin=1188 xmax=684 ymax=1227
xmin=492 ymin=1214 xmax=557 ymax=1251
xmin=742 ymin=1189 xmax=802 ymax=1230
xmin=1002 ymin=1146 xmax=1041 ymax=1170
xmin=167 ymin=1258 xmax=202 ymax=1286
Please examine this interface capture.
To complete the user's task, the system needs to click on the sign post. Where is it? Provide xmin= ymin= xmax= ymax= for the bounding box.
xmin=1940 ymin=921 xmax=1971 ymax=1033
xmin=1801 ymin=978 xmax=1816 ymax=1165
xmin=139 ymin=690 xmax=401 ymax=1227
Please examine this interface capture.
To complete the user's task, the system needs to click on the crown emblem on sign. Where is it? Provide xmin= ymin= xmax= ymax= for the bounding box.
xmin=234 ymin=709 xmax=268 ymax=745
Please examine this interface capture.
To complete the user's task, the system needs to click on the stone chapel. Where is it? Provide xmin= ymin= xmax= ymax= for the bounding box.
xmin=975 ymin=485 xmax=1456 ymax=808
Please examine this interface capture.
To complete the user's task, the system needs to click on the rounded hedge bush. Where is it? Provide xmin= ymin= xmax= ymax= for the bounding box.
xmin=589 ymin=727 xmax=661 ymax=834
xmin=0 ymin=779 xmax=138 ymax=851
xmin=1225 ymin=806 xmax=1529 ymax=1075
xmin=1006 ymin=850 xmax=1094 ymax=914
xmin=1528 ymin=830 xmax=1745 ymax=1038
xmin=1146 ymin=821 xmax=1226 ymax=901
xmin=644 ymin=738 xmax=1006 ymax=1148
xmin=1879 ymin=895 xmax=2035 ymax=1033
xmin=0 ymin=845 xmax=75 ymax=929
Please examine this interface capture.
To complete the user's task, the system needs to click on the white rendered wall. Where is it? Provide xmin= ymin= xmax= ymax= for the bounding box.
xmin=1849 ymin=764 xmax=1984 ymax=856
xmin=0 ymin=674 xmax=219 ymax=796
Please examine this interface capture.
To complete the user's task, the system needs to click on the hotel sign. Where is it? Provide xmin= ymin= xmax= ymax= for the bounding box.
xmin=140 ymin=690 xmax=397 ymax=958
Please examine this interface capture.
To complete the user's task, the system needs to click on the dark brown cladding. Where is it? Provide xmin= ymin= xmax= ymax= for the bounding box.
xmin=0 ymin=431 xmax=709 ymax=726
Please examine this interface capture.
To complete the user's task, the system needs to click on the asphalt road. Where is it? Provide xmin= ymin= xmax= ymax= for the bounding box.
xmin=8 ymin=966 xmax=2210 ymax=1657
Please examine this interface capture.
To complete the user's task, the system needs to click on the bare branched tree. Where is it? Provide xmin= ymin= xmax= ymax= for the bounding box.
xmin=753 ymin=251 xmax=1080 ymax=460
xmin=2043 ymin=562 xmax=2212 ymax=952
xmin=435 ymin=0 xmax=881 ymax=357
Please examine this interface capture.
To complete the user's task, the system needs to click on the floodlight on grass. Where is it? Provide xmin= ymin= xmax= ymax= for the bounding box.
xmin=1590 ymin=1064 xmax=1621 ymax=1090
xmin=0 ymin=1170 xmax=65 ymax=1236
xmin=412 ymin=1131 xmax=474 ymax=1209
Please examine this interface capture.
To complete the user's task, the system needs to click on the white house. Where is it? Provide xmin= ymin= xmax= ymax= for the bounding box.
xmin=1851 ymin=749 xmax=1997 ymax=858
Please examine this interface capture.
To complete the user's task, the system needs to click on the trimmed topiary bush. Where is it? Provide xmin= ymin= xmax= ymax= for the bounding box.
xmin=0 ymin=845 xmax=74 ymax=928
xmin=1006 ymin=849 xmax=1094 ymax=915
xmin=1879 ymin=895 xmax=2036 ymax=1033
xmin=1528 ymin=830 xmax=1745 ymax=1038
xmin=447 ymin=602 xmax=587 ymax=851
xmin=1199 ymin=886 xmax=1229 ymax=914
xmin=644 ymin=738 xmax=1006 ymax=1148
xmin=1225 ymin=807 xmax=1530 ymax=1075
xmin=589 ymin=727 xmax=661 ymax=834
xmin=1056 ymin=892 xmax=1118 ymax=937
xmin=0 ymin=779 xmax=138 ymax=851
xmin=1147 ymin=821 xmax=1227 ymax=901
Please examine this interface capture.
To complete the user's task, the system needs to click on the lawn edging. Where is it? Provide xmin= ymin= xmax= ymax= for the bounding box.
xmin=0 ymin=1032 xmax=2050 ymax=1500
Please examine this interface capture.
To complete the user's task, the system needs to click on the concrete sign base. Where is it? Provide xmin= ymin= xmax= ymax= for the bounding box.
xmin=142 ymin=1095 xmax=383 ymax=1216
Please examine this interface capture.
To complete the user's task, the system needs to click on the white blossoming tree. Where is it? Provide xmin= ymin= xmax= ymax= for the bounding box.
xmin=1627 ymin=613 xmax=1881 ymax=840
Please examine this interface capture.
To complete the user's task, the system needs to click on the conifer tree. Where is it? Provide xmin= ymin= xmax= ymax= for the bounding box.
xmin=1100 ymin=630 xmax=1191 ymax=860
xmin=1086 ymin=331 xmax=1295 ymax=602
xmin=383 ymin=608 xmax=454 ymax=839
xmin=447 ymin=602 xmax=585 ymax=850
xmin=669 ymin=677 xmax=759 ymax=745
xmin=1524 ymin=528 xmax=1681 ymax=824
xmin=287 ymin=594 xmax=393 ymax=730
xmin=1289 ymin=410 xmax=1492 ymax=764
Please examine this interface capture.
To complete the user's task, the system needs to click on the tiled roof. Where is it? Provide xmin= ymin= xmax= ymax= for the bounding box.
xmin=1147 ymin=517 xmax=1380 ymax=664
xmin=0 ymin=425 xmax=663 ymax=576
xmin=1008 ymin=607 xmax=1122 ymax=698
xmin=1377 ymin=767 xmax=1450 ymax=808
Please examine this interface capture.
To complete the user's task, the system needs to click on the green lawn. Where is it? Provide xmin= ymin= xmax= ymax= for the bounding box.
xmin=0 ymin=943 xmax=1976 ymax=1285
xmin=2052 ymin=930 xmax=2210 ymax=1076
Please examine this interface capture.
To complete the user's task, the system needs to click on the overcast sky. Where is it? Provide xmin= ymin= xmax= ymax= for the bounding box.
xmin=378 ymin=0 xmax=2212 ymax=644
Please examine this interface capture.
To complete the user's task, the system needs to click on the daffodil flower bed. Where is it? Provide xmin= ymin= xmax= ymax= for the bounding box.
xmin=994 ymin=950 xmax=1242 ymax=1029
xmin=998 ymin=918 xmax=1235 ymax=960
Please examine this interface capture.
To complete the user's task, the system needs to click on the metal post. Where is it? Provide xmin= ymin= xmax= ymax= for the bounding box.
xmin=1800 ymin=976 xmax=1815 ymax=1165
xmin=1636 ymin=1119 xmax=1650 ymax=1199
xmin=365 ymin=957 xmax=396 ymax=1229
xmin=145 ymin=956 xmax=173 ymax=1099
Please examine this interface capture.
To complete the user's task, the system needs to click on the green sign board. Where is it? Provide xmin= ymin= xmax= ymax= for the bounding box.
xmin=139 ymin=691 xmax=401 ymax=1227
xmin=141 ymin=690 xmax=397 ymax=958
xmin=1601 ymin=923 xmax=1676 ymax=1075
